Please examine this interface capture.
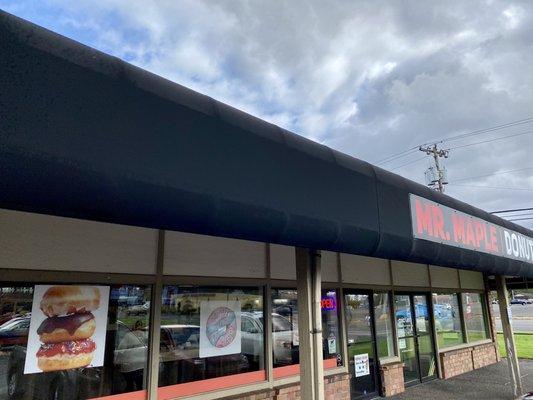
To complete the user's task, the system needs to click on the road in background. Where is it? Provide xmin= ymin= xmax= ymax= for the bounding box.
xmin=492 ymin=304 xmax=533 ymax=332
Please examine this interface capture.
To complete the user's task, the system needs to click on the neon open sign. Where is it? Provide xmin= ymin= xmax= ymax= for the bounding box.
xmin=321 ymin=296 xmax=336 ymax=311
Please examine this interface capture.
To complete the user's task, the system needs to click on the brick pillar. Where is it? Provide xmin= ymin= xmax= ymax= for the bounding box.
xmin=380 ymin=361 xmax=405 ymax=397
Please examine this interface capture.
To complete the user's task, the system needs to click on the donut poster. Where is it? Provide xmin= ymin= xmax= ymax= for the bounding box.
xmin=199 ymin=300 xmax=241 ymax=358
xmin=24 ymin=285 xmax=110 ymax=374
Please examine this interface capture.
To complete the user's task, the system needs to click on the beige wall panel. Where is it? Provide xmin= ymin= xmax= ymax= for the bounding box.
xmin=429 ymin=265 xmax=460 ymax=289
xmin=270 ymin=244 xmax=296 ymax=280
xmin=459 ymin=270 xmax=484 ymax=290
xmin=321 ymin=251 xmax=338 ymax=283
xmin=341 ymin=254 xmax=390 ymax=285
xmin=164 ymin=231 xmax=266 ymax=278
xmin=391 ymin=261 xmax=429 ymax=287
xmin=0 ymin=209 xmax=157 ymax=274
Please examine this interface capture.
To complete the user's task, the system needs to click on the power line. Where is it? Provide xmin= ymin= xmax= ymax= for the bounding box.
xmin=424 ymin=116 xmax=533 ymax=145
xmin=491 ymin=207 xmax=533 ymax=214
xmin=448 ymin=129 xmax=533 ymax=151
xmin=389 ymin=156 xmax=427 ymax=171
xmin=508 ymin=217 xmax=533 ymax=222
xmin=374 ymin=116 xmax=533 ymax=165
xmin=453 ymin=167 xmax=533 ymax=183
xmin=449 ymin=183 xmax=533 ymax=192
xmin=376 ymin=147 xmax=419 ymax=165
xmin=501 ymin=212 xmax=533 ymax=219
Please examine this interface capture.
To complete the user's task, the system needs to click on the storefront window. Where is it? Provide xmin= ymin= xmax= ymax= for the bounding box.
xmin=271 ymin=289 xmax=299 ymax=370
xmin=432 ymin=293 xmax=465 ymax=348
xmin=373 ymin=292 xmax=395 ymax=358
xmin=462 ymin=293 xmax=489 ymax=342
xmin=159 ymin=285 xmax=264 ymax=389
xmin=0 ymin=283 xmax=151 ymax=400
xmin=321 ymin=289 xmax=341 ymax=366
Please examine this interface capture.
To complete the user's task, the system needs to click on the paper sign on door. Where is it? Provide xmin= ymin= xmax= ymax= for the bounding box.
xmin=354 ymin=353 xmax=370 ymax=377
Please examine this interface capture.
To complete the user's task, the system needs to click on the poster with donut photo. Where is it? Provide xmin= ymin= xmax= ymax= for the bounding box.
xmin=24 ymin=285 xmax=110 ymax=374
xmin=199 ymin=300 xmax=241 ymax=358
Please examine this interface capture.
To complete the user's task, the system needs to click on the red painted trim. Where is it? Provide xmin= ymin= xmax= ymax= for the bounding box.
xmin=273 ymin=359 xmax=336 ymax=379
xmin=273 ymin=364 xmax=300 ymax=379
xmin=158 ymin=370 xmax=266 ymax=399
xmin=88 ymin=390 xmax=147 ymax=400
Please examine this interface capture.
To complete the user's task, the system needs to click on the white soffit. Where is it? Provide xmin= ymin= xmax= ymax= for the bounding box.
xmin=459 ymin=269 xmax=485 ymax=290
xmin=0 ymin=209 xmax=157 ymax=274
xmin=391 ymin=260 xmax=430 ymax=287
xmin=429 ymin=265 xmax=460 ymax=289
xmin=321 ymin=251 xmax=338 ymax=283
xmin=270 ymin=243 xmax=296 ymax=280
xmin=341 ymin=254 xmax=391 ymax=285
xmin=164 ymin=231 xmax=266 ymax=278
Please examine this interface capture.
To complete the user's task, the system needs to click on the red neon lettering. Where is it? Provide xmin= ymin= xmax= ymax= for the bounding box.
xmin=489 ymin=226 xmax=499 ymax=252
xmin=465 ymin=222 xmax=476 ymax=246
xmin=474 ymin=221 xmax=485 ymax=249
xmin=432 ymin=205 xmax=447 ymax=240
xmin=452 ymin=214 xmax=466 ymax=244
xmin=415 ymin=199 xmax=433 ymax=236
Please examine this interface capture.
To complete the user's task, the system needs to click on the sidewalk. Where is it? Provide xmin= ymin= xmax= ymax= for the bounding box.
xmin=390 ymin=360 xmax=533 ymax=400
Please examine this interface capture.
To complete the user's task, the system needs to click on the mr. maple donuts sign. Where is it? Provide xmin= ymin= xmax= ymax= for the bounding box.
xmin=410 ymin=194 xmax=533 ymax=264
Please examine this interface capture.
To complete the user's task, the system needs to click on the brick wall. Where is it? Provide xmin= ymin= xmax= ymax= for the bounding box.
xmin=220 ymin=373 xmax=350 ymax=400
xmin=440 ymin=342 xmax=499 ymax=379
xmin=472 ymin=343 xmax=498 ymax=369
xmin=380 ymin=361 xmax=405 ymax=397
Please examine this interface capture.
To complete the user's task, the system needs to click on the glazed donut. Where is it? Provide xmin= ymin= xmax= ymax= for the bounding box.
xmin=37 ymin=314 xmax=96 ymax=343
xmin=40 ymin=286 xmax=100 ymax=317
xmin=37 ymin=339 xmax=95 ymax=372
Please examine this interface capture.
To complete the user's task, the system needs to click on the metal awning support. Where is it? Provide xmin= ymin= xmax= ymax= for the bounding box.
xmin=495 ymin=275 xmax=523 ymax=398
xmin=296 ymin=248 xmax=324 ymax=400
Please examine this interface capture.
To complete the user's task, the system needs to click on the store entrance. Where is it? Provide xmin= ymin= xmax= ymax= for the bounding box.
xmin=394 ymin=294 xmax=437 ymax=386
xmin=344 ymin=291 xmax=379 ymax=399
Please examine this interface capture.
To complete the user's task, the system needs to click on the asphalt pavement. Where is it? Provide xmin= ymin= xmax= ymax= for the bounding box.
xmin=390 ymin=360 xmax=533 ymax=400
xmin=492 ymin=304 xmax=533 ymax=332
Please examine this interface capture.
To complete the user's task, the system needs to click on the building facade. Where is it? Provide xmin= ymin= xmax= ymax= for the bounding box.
xmin=0 ymin=10 xmax=531 ymax=400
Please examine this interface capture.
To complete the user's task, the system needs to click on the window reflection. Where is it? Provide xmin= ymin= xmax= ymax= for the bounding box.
xmin=0 ymin=284 xmax=151 ymax=400
xmin=462 ymin=293 xmax=489 ymax=342
xmin=432 ymin=293 xmax=464 ymax=348
xmin=271 ymin=289 xmax=299 ymax=368
xmin=158 ymin=286 xmax=264 ymax=387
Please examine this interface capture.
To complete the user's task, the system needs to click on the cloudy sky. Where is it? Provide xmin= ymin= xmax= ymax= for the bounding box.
xmin=2 ymin=0 xmax=533 ymax=227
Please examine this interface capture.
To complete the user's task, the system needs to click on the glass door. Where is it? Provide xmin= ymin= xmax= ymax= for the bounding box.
xmin=344 ymin=291 xmax=379 ymax=399
xmin=413 ymin=295 xmax=437 ymax=381
xmin=394 ymin=294 xmax=437 ymax=386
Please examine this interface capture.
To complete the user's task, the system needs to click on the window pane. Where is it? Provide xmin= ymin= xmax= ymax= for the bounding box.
xmin=271 ymin=289 xmax=299 ymax=368
xmin=373 ymin=292 xmax=395 ymax=358
xmin=0 ymin=284 xmax=151 ymax=400
xmin=159 ymin=285 xmax=264 ymax=387
xmin=462 ymin=293 xmax=489 ymax=342
xmin=321 ymin=289 xmax=341 ymax=364
xmin=433 ymin=293 xmax=465 ymax=348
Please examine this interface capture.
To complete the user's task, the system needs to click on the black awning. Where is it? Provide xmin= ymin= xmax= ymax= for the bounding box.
xmin=1 ymin=10 xmax=532 ymax=278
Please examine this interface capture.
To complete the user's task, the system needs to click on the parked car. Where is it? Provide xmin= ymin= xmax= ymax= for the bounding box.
xmin=124 ymin=301 xmax=150 ymax=315
xmin=0 ymin=316 xmax=30 ymax=348
xmin=7 ymin=344 xmax=102 ymax=400
xmin=6 ymin=320 xmax=147 ymax=399
xmin=510 ymin=298 xmax=528 ymax=305
xmin=241 ymin=312 xmax=299 ymax=367
xmin=157 ymin=324 xmax=250 ymax=385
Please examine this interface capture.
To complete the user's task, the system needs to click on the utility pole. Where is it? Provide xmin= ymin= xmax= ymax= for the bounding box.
xmin=420 ymin=144 xmax=449 ymax=193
